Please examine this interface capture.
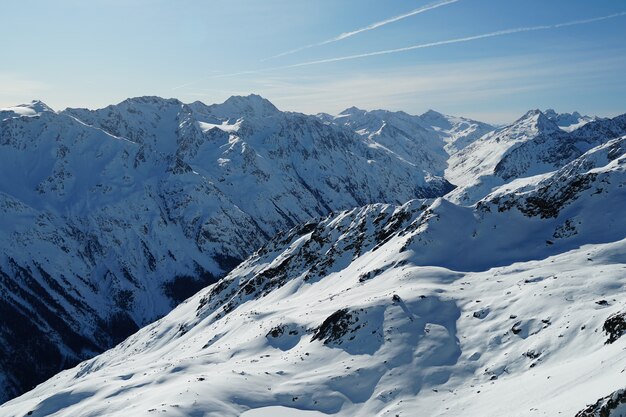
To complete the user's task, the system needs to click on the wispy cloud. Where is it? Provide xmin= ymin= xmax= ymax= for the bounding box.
xmin=262 ymin=0 xmax=460 ymax=61
xmin=284 ymin=11 xmax=626 ymax=68
xmin=172 ymin=11 xmax=626 ymax=91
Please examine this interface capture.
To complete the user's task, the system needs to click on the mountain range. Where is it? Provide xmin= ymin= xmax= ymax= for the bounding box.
xmin=0 ymin=95 xmax=481 ymax=402
xmin=0 ymin=96 xmax=625 ymax=416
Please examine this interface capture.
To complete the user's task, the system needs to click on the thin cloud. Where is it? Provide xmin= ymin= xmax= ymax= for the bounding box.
xmin=284 ymin=11 xmax=626 ymax=68
xmin=249 ymin=54 xmax=626 ymax=123
xmin=172 ymin=11 xmax=626 ymax=89
xmin=263 ymin=0 xmax=459 ymax=61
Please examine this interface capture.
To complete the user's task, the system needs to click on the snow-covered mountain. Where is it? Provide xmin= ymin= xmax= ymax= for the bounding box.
xmin=3 ymin=133 xmax=625 ymax=417
xmin=419 ymin=109 xmax=496 ymax=154
xmin=319 ymin=107 xmax=494 ymax=158
xmin=0 ymin=95 xmax=458 ymax=402
xmin=544 ymin=108 xmax=600 ymax=132
xmin=446 ymin=110 xmax=626 ymax=205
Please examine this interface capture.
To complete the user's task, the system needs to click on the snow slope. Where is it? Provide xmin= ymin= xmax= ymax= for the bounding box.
xmin=3 ymin=135 xmax=625 ymax=416
xmin=0 ymin=95 xmax=458 ymax=402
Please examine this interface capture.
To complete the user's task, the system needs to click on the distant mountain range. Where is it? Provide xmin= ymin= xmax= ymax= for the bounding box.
xmin=1 ymin=96 xmax=625 ymax=416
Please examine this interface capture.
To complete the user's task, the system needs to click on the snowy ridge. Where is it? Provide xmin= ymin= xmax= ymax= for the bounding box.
xmin=2 ymin=135 xmax=625 ymax=416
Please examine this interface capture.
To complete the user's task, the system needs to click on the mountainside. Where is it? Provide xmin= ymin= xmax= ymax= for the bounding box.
xmin=3 ymin=134 xmax=625 ymax=417
xmin=418 ymin=109 xmax=495 ymax=154
xmin=0 ymin=95 xmax=458 ymax=402
xmin=65 ymin=96 xmax=455 ymax=233
xmin=446 ymin=110 xmax=626 ymax=205
xmin=319 ymin=107 xmax=494 ymax=158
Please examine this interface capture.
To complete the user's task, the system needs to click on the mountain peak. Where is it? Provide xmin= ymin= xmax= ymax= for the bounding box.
xmin=420 ymin=109 xmax=445 ymax=119
xmin=29 ymin=100 xmax=54 ymax=112
xmin=119 ymin=96 xmax=183 ymax=107
xmin=516 ymin=109 xmax=556 ymax=130
xmin=338 ymin=106 xmax=368 ymax=116
xmin=545 ymin=108 xmax=583 ymax=119
xmin=1 ymin=100 xmax=55 ymax=116
xmin=521 ymin=108 xmax=544 ymax=118
xmin=542 ymin=109 xmax=596 ymax=132
xmin=216 ymin=94 xmax=279 ymax=117
xmin=543 ymin=108 xmax=557 ymax=119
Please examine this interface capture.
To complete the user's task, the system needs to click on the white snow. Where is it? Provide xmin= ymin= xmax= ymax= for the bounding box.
xmin=198 ymin=120 xmax=241 ymax=133
xmin=1 ymin=100 xmax=54 ymax=117
xmin=242 ymin=406 xmax=331 ymax=417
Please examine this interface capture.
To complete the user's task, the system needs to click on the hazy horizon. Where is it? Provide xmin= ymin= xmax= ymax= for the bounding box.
xmin=6 ymin=93 xmax=625 ymax=127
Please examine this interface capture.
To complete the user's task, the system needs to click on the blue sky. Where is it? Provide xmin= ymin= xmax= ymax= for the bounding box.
xmin=2 ymin=0 xmax=625 ymax=123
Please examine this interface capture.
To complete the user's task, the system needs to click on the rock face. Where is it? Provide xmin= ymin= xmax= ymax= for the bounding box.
xmin=0 ymin=96 xmax=460 ymax=402
xmin=575 ymin=389 xmax=626 ymax=417
xmin=1 ymin=130 xmax=625 ymax=416
xmin=603 ymin=312 xmax=626 ymax=344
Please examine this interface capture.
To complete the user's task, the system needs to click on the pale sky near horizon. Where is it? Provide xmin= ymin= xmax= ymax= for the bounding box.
xmin=1 ymin=0 xmax=625 ymax=123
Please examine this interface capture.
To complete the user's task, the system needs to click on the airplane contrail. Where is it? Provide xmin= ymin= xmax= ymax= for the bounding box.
xmin=173 ymin=11 xmax=626 ymax=89
xmin=282 ymin=11 xmax=626 ymax=68
xmin=262 ymin=0 xmax=460 ymax=61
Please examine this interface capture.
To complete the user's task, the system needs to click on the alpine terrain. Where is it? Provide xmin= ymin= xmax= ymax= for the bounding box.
xmin=0 ymin=106 xmax=626 ymax=417
xmin=6 ymin=0 xmax=626 ymax=413
xmin=0 ymin=97 xmax=625 ymax=416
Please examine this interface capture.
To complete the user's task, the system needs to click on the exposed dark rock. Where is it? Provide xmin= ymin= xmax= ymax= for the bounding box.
xmin=267 ymin=325 xmax=286 ymax=338
xmin=575 ymin=388 xmax=626 ymax=417
xmin=492 ymin=172 xmax=597 ymax=219
xmin=473 ymin=308 xmax=490 ymax=319
xmin=312 ymin=309 xmax=358 ymax=345
xmin=523 ymin=350 xmax=542 ymax=360
xmin=603 ymin=312 xmax=626 ymax=344
xmin=358 ymin=268 xmax=385 ymax=283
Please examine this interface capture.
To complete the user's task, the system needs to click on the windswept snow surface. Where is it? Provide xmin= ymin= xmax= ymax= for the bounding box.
xmin=242 ymin=406 xmax=331 ymax=417
xmin=3 ymin=135 xmax=626 ymax=416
